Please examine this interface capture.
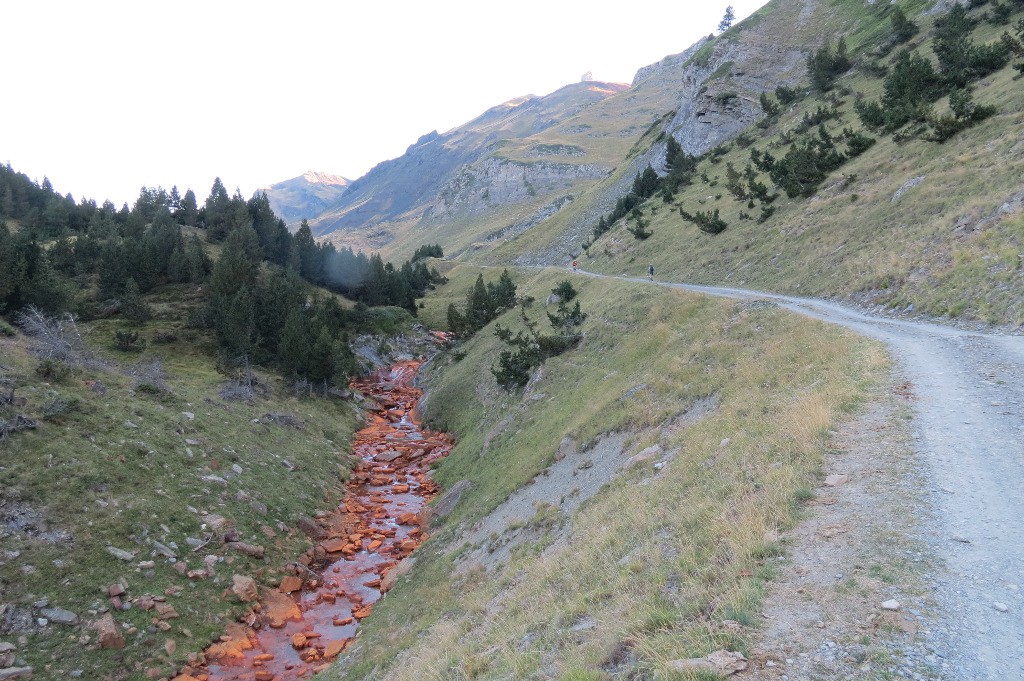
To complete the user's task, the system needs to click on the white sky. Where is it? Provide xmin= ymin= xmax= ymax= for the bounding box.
xmin=2 ymin=1 xmax=768 ymax=208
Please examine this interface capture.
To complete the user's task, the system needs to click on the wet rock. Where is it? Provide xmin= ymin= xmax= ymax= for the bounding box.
xmin=261 ymin=589 xmax=301 ymax=628
xmin=95 ymin=613 xmax=125 ymax=649
xmin=670 ymin=650 xmax=747 ymax=676
xmin=319 ymin=539 xmax=348 ymax=553
xmin=38 ymin=607 xmax=78 ymax=625
xmin=323 ymin=638 xmax=350 ymax=659
xmin=375 ymin=450 xmax=403 ymax=463
xmin=278 ymin=576 xmax=303 ymax=594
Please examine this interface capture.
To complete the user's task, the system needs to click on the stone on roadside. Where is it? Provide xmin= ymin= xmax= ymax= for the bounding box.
xmin=881 ymin=599 xmax=901 ymax=611
xmin=993 ymin=602 xmax=1009 ymax=612
xmin=95 ymin=614 xmax=125 ymax=649
xmin=231 ymin=575 xmax=258 ymax=602
xmin=626 ymin=444 xmax=663 ymax=468
xmin=824 ymin=474 xmax=849 ymax=487
xmin=670 ymin=650 xmax=747 ymax=676
xmin=0 ymin=667 xmax=33 ymax=680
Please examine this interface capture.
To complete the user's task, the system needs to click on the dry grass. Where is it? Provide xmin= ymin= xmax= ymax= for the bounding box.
xmin=328 ymin=265 xmax=885 ymax=679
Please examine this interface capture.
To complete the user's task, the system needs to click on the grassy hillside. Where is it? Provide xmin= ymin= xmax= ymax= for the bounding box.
xmin=487 ymin=0 xmax=1024 ymax=327
xmin=326 ymin=263 xmax=890 ymax=679
xmin=0 ymin=282 xmax=418 ymax=679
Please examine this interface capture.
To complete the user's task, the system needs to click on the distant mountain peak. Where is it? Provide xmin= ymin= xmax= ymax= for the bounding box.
xmin=259 ymin=171 xmax=352 ymax=227
xmin=300 ymin=171 xmax=351 ymax=187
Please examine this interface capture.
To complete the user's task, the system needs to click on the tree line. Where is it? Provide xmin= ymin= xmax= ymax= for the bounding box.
xmin=0 ymin=164 xmax=447 ymax=389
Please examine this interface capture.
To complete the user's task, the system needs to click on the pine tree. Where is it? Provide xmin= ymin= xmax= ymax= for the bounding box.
xmin=488 ymin=270 xmax=518 ymax=312
xmin=718 ymin=5 xmax=735 ymax=32
xmin=204 ymin=177 xmax=232 ymax=241
xmin=277 ymin=308 xmax=311 ymax=377
xmin=98 ymin=239 xmax=129 ymax=300
xmin=178 ymin=189 xmax=199 ymax=226
xmin=466 ymin=274 xmax=493 ymax=330
xmin=120 ymin=278 xmax=152 ymax=323
xmin=891 ymin=6 xmax=919 ymax=43
xmin=447 ymin=303 xmax=469 ymax=337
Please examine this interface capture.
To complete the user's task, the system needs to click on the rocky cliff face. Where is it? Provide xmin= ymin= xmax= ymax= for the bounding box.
xmin=427 ymin=157 xmax=610 ymax=219
xmin=517 ymin=0 xmax=841 ymax=264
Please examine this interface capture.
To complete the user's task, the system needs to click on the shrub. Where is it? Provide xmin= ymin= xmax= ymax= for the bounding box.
xmin=114 ymin=329 xmax=145 ymax=352
xmin=758 ymin=206 xmax=777 ymax=223
xmin=927 ymin=88 xmax=998 ymax=141
xmin=680 ymin=208 xmax=728 ymax=234
xmin=759 ymin=92 xmax=780 ymax=116
xmin=845 ymin=130 xmax=876 ymax=157
xmin=891 ymin=6 xmax=919 ymax=44
xmin=806 ymin=38 xmax=851 ymax=91
xmin=774 ymin=85 xmax=801 ymax=104
xmin=551 ymin=281 xmax=578 ymax=302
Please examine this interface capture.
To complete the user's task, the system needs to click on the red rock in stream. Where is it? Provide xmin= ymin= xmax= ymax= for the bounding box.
xmin=196 ymin=358 xmax=453 ymax=680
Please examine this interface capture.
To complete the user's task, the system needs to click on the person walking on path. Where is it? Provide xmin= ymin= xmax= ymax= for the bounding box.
xmin=648 ymin=264 xmax=655 ymax=281
xmin=572 ymin=259 xmax=578 ymax=272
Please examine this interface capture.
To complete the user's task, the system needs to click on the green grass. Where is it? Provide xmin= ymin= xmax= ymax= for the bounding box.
xmin=326 ymin=263 xmax=888 ymax=679
xmin=563 ymin=0 xmax=1024 ymax=326
xmin=0 ymin=286 xmax=363 ymax=679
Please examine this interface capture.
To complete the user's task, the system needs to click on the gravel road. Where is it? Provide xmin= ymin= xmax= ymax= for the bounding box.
xmin=592 ymin=273 xmax=1024 ymax=680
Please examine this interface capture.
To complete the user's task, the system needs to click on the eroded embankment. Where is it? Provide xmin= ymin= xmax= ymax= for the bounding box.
xmin=175 ymin=360 xmax=452 ymax=681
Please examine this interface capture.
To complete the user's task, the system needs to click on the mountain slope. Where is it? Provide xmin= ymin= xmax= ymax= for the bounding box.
xmin=307 ymin=79 xmax=671 ymax=258
xmin=305 ymin=0 xmax=844 ymax=265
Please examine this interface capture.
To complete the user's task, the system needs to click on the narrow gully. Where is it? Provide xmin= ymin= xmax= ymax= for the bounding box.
xmin=177 ymin=359 xmax=452 ymax=681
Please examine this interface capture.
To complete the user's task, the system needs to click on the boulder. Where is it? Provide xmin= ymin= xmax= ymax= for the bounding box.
xmin=39 ymin=607 xmax=78 ymax=625
xmin=278 ymin=576 xmax=303 ymax=594
xmin=95 ymin=613 xmax=125 ymax=650
xmin=231 ymin=575 xmax=258 ymax=602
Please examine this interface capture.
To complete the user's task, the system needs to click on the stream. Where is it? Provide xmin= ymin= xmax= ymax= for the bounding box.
xmin=180 ymin=359 xmax=452 ymax=681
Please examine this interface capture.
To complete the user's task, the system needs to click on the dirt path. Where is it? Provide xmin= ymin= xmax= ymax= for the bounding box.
xmin=583 ymin=272 xmax=1024 ymax=680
